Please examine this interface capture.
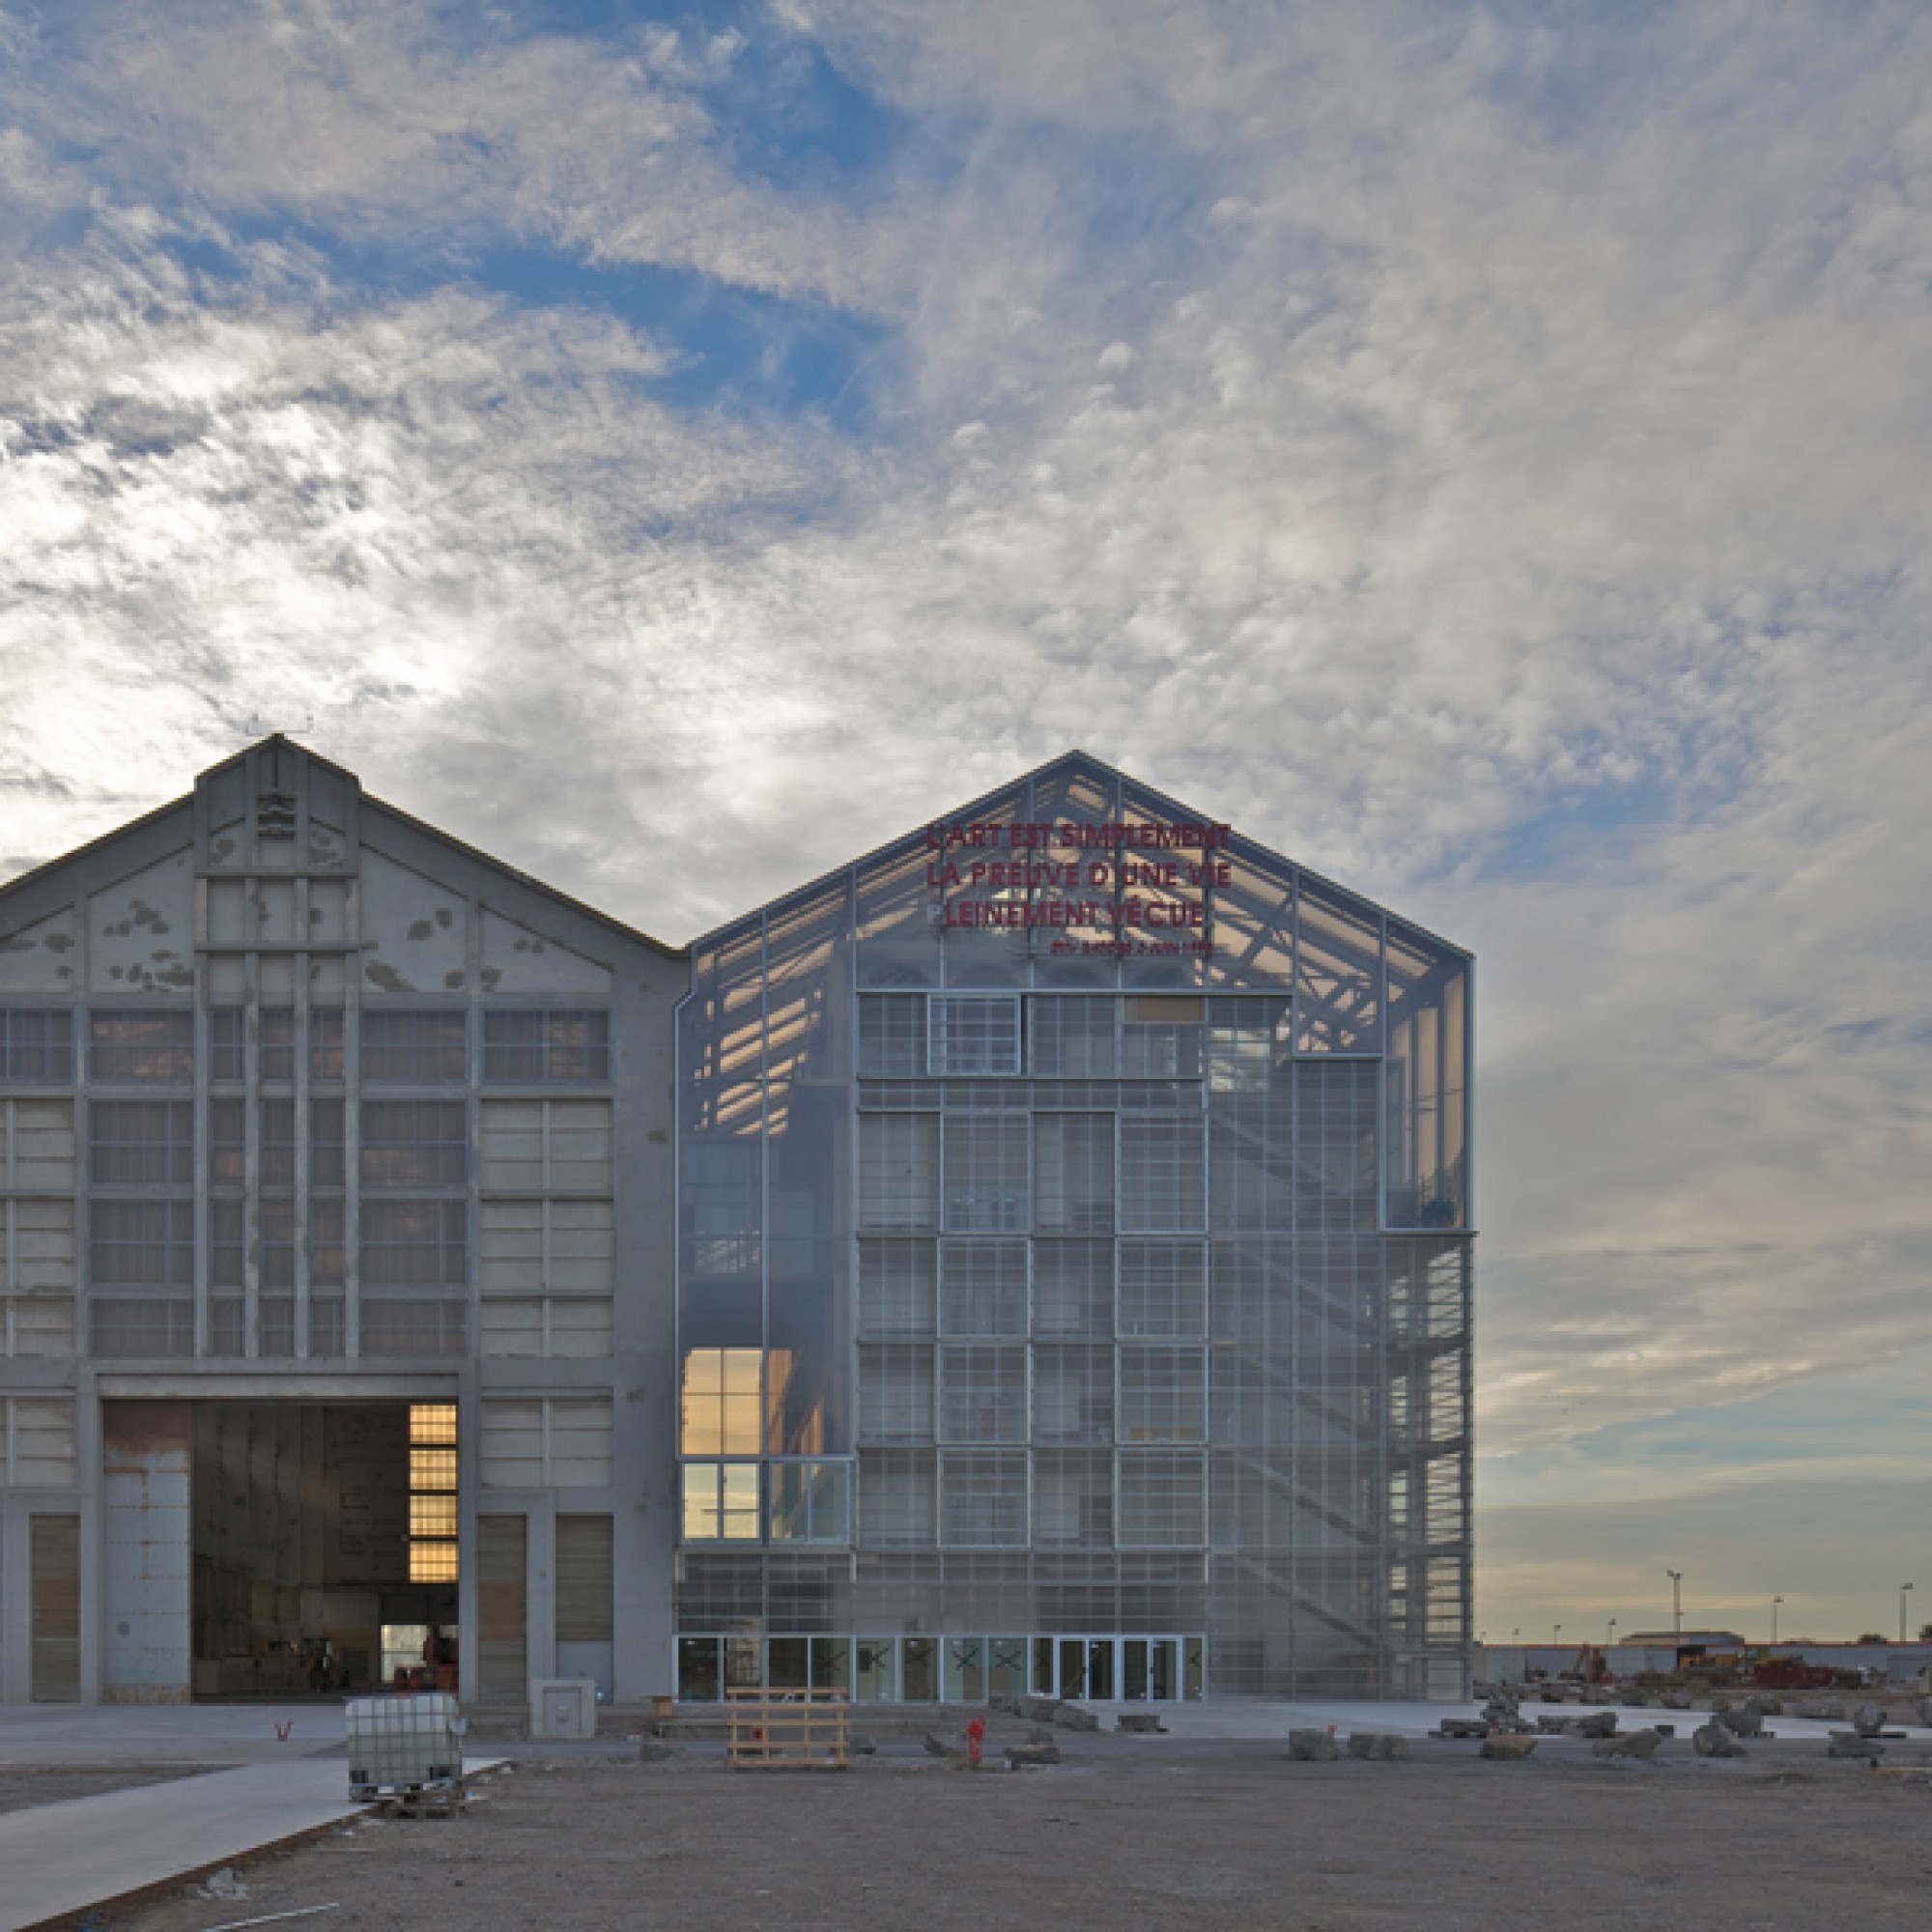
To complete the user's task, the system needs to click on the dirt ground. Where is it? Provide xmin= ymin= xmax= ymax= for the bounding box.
xmin=96 ymin=1730 xmax=1932 ymax=1932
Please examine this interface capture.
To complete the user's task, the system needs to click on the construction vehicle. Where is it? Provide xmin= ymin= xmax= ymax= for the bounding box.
xmin=1753 ymin=1657 xmax=1834 ymax=1690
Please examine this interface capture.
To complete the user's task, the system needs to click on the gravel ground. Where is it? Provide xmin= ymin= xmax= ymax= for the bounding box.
xmin=107 ymin=1734 xmax=1932 ymax=1932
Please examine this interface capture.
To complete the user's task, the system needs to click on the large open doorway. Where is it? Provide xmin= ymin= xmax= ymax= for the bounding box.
xmin=187 ymin=1400 xmax=459 ymax=1700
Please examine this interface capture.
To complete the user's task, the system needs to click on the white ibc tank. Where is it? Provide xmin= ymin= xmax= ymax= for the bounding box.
xmin=346 ymin=1691 xmax=465 ymax=1793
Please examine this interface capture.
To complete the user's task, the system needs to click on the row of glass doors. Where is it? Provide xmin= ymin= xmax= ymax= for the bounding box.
xmin=676 ymin=1632 xmax=1205 ymax=1702
xmin=1046 ymin=1634 xmax=1201 ymax=1702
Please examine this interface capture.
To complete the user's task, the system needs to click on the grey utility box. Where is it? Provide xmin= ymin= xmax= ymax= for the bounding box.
xmin=531 ymin=1678 xmax=599 ymax=1740
xmin=346 ymin=1692 xmax=464 ymax=1795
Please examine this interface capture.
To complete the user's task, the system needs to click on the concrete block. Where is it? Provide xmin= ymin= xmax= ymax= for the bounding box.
xmin=1829 ymin=1731 xmax=1884 ymax=1760
xmin=1593 ymin=1729 xmax=1660 ymax=1760
xmin=1006 ymin=1742 xmax=1062 ymax=1768
xmin=1116 ymin=1712 xmax=1166 ymax=1734
xmin=1288 ymin=1729 xmax=1341 ymax=1761
xmin=1346 ymin=1733 xmax=1408 ymax=1761
xmin=1693 ymin=1721 xmax=1747 ymax=1758
xmin=1053 ymin=1703 xmax=1100 ymax=1732
xmin=1481 ymin=1734 xmax=1538 ymax=1761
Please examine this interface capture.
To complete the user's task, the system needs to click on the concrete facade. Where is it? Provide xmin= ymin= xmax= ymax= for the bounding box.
xmin=0 ymin=738 xmax=680 ymax=1705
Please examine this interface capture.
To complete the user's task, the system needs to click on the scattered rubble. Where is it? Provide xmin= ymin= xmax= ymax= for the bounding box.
xmin=1593 ymin=1729 xmax=1661 ymax=1761
xmin=1536 ymin=1711 xmax=1616 ymax=1738
xmin=1693 ymin=1721 xmax=1747 ymax=1759
xmin=1717 ymin=1702 xmax=1765 ymax=1738
xmin=1829 ymin=1731 xmax=1884 ymax=1761
xmin=1346 ymin=1733 xmax=1408 ymax=1761
xmin=1480 ymin=1734 xmax=1538 ymax=1761
xmin=1005 ymin=1742 xmax=1062 ymax=1769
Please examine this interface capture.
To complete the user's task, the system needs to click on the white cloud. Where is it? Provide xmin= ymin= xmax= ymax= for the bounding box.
xmin=0 ymin=0 xmax=917 ymax=309
xmin=3 ymin=0 xmax=1931 ymax=1622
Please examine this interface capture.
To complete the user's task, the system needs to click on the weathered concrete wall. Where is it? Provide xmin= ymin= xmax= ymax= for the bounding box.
xmin=88 ymin=852 xmax=195 ymax=995
xmin=480 ymin=908 xmax=611 ymax=996
xmin=0 ymin=736 xmax=683 ymax=1706
xmin=102 ymin=1401 xmax=191 ymax=1704
xmin=0 ymin=906 xmax=76 ymax=994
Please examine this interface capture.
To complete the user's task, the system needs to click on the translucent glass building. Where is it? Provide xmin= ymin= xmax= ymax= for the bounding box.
xmin=674 ymin=752 xmax=1472 ymax=1703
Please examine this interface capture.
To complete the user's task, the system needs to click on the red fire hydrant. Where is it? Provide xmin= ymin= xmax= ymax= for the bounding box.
xmin=966 ymin=1714 xmax=987 ymax=1767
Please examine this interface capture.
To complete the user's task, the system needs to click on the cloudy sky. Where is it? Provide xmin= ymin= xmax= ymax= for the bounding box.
xmin=4 ymin=0 xmax=1930 ymax=1645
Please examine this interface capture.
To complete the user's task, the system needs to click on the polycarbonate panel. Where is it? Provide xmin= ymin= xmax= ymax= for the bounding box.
xmin=1384 ymin=922 xmax=1469 ymax=1230
xmin=1024 ymin=762 xmax=1121 ymax=989
xmin=1034 ymin=1113 xmax=1114 ymax=1233
xmin=938 ymin=1240 xmax=1028 ymax=1336
xmin=1294 ymin=883 xmax=1382 ymax=1055
xmin=676 ymin=752 xmax=1470 ymax=1697
xmin=1034 ymin=1449 xmax=1115 ymax=1548
xmin=1029 ymin=996 xmax=1118 ymax=1076
xmin=857 ymin=1237 xmax=937 ymax=1339
xmin=1032 ymin=1239 xmax=1115 ymax=1339
xmin=1032 ymin=1344 xmax=1115 ymax=1446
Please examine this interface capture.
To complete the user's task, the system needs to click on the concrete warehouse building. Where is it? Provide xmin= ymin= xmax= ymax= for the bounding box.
xmin=0 ymin=739 xmax=1472 ymax=1708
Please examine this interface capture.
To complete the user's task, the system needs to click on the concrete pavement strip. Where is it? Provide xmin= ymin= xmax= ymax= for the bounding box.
xmin=0 ymin=1755 xmax=504 ymax=1932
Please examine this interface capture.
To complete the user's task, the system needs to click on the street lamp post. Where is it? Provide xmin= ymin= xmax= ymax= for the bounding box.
xmin=1553 ymin=1623 xmax=1562 ymax=1649
xmin=1666 ymin=1569 xmax=1684 ymax=1636
xmin=1901 ymin=1583 xmax=1915 ymax=1646
xmin=1606 ymin=1616 xmax=1617 ymax=1648
xmin=1772 ymin=1595 xmax=1783 ymax=1645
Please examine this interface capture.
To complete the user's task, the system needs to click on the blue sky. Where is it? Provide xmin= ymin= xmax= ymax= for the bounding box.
xmin=2 ymin=0 xmax=1929 ymax=1641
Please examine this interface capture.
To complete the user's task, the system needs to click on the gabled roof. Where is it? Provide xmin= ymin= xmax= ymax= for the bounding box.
xmin=0 ymin=735 xmax=681 ymax=959
xmin=690 ymin=746 xmax=1469 ymax=959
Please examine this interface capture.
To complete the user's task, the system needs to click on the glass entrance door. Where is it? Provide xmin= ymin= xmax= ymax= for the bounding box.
xmin=1085 ymin=1638 xmax=1115 ymax=1699
xmin=1150 ymin=1638 xmax=1178 ymax=1701
xmin=1058 ymin=1637 xmax=1086 ymax=1700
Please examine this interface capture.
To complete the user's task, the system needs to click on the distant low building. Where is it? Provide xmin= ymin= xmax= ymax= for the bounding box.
xmin=1617 ymin=1630 xmax=1747 ymax=1655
